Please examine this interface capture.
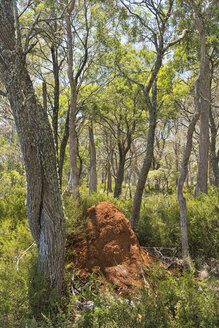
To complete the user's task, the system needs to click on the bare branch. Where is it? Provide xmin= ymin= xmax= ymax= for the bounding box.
xmin=24 ymin=11 xmax=41 ymax=53
xmin=164 ymin=29 xmax=189 ymax=52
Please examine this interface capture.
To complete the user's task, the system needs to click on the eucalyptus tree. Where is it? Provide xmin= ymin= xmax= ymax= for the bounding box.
xmin=187 ymin=0 xmax=211 ymax=196
xmin=175 ymin=0 xmax=218 ymax=194
xmin=175 ymin=0 xmax=218 ymax=267
xmin=209 ymin=37 xmax=219 ymax=188
xmin=64 ymin=0 xmax=118 ymax=200
xmin=20 ymin=0 xmax=71 ymax=188
xmin=0 ymin=0 xmax=66 ymax=315
xmin=117 ymin=0 xmax=188 ymax=229
xmin=95 ymin=68 xmax=144 ymax=198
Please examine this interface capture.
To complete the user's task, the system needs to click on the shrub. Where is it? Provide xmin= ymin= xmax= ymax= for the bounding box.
xmin=77 ymin=266 xmax=218 ymax=328
xmin=0 ymin=220 xmax=36 ymax=327
xmin=136 ymin=188 xmax=219 ymax=260
xmin=0 ymin=184 xmax=26 ymax=228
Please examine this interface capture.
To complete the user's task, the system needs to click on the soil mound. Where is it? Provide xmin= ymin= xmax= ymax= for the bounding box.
xmin=68 ymin=202 xmax=155 ymax=294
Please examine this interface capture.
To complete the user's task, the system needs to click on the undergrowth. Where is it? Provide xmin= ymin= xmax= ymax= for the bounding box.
xmin=0 ymin=186 xmax=218 ymax=326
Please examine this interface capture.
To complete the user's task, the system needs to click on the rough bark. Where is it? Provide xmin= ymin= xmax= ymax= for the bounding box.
xmin=89 ymin=124 xmax=97 ymax=194
xmin=0 ymin=0 xmax=65 ymax=309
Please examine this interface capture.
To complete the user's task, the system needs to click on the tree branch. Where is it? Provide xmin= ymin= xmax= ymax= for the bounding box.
xmin=164 ymin=29 xmax=189 ymax=53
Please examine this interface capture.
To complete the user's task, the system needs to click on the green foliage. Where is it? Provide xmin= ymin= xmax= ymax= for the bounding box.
xmin=77 ymin=267 xmax=218 ymax=328
xmin=137 ymin=193 xmax=181 ymax=249
xmin=0 ymin=187 xmax=218 ymax=327
xmin=137 ymin=188 xmax=219 ymax=260
xmin=0 ymin=185 xmax=26 ymax=227
xmin=64 ymin=187 xmax=218 ymax=261
xmin=0 ymin=220 xmax=36 ymax=327
xmin=186 ymin=188 xmax=219 ymax=259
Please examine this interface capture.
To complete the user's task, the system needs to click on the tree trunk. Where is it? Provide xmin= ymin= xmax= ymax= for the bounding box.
xmin=131 ymin=80 xmax=158 ymax=230
xmin=114 ymin=156 xmax=126 ymax=198
xmin=131 ymin=108 xmax=156 ymax=230
xmin=107 ymin=162 xmax=113 ymax=193
xmin=0 ymin=1 xmax=65 ymax=314
xmin=65 ymin=1 xmax=80 ymax=202
xmin=59 ymin=108 xmax=70 ymax=188
xmin=42 ymin=81 xmax=47 ymax=113
xmin=114 ymin=139 xmax=126 ymax=198
xmin=195 ymin=70 xmax=210 ymax=195
xmin=51 ymin=44 xmax=59 ymax=157
xmin=69 ymin=89 xmax=80 ymax=201
xmin=189 ymin=2 xmax=211 ymax=196
xmin=177 ymin=111 xmax=200 ymax=270
xmin=89 ymin=124 xmax=97 ymax=194
xmin=209 ymin=106 xmax=219 ymax=187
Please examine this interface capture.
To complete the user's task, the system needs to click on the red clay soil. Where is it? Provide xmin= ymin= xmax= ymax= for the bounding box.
xmin=67 ymin=202 xmax=156 ymax=295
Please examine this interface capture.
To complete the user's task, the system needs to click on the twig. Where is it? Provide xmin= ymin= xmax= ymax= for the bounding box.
xmin=16 ymin=243 xmax=35 ymax=271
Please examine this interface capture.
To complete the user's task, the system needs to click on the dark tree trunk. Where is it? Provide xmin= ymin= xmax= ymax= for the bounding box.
xmin=0 ymin=0 xmax=65 ymax=313
xmin=89 ymin=124 xmax=97 ymax=194
xmin=107 ymin=162 xmax=113 ymax=194
xmin=114 ymin=139 xmax=127 ymax=198
xmin=42 ymin=81 xmax=47 ymax=113
xmin=114 ymin=154 xmax=126 ymax=198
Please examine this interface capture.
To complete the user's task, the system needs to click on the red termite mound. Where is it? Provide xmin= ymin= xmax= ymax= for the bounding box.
xmin=67 ymin=201 xmax=155 ymax=294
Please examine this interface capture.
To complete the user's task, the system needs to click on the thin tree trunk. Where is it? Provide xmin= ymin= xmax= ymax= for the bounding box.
xmin=114 ymin=155 xmax=126 ymax=198
xmin=114 ymin=139 xmax=126 ymax=198
xmin=209 ymin=106 xmax=219 ymax=187
xmin=131 ymin=80 xmax=158 ymax=230
xmin=107 ymin=162 xmax=113 ymax=193
xmin=42 ymin=81 xmax=47 ymax=113
xmin=89 ymin=124 xmax=97 ymax=194
xmin=177 ymin=111 xmax=200 ymax=269
xmin=51 ymin=44 xmax=59 ymax=157
xmin=188 ymin=2 xmax=211 ymax=196
xmin=69 ymin=89 xmax=80 ymax=201
xmin=131 ymin=109 xmax=156 ymax=230
xmin=65 ymin=0 xmax=80 ymax=202
xmin=114 ymin=115 xmax=136 ymax=198
xmin=59 ymin=108 xmax=70 ymax=188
